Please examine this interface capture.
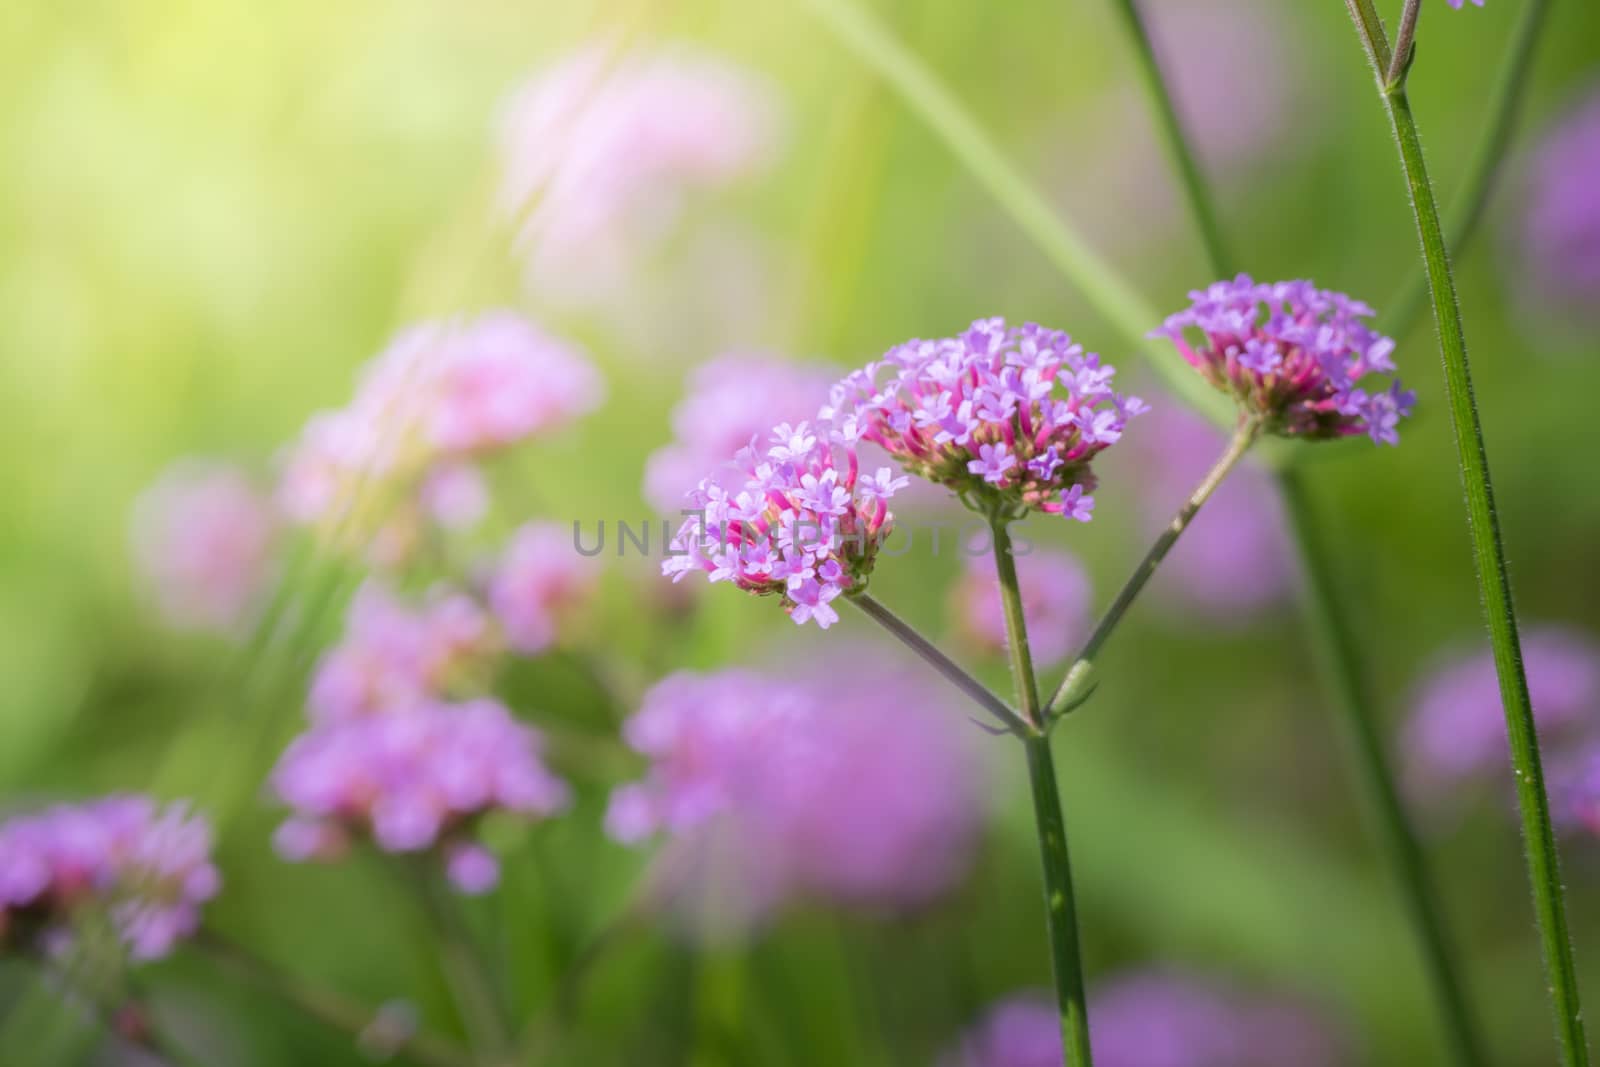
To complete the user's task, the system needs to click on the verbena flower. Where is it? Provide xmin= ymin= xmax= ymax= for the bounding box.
xmin=941 ymin=972 xmax=1345 ymax=1067
xmin=822 ymin=318 xmax=1144 ymax=520
xmin=644 ymin=355 xmax=833 ymax=515
xmin=605 ymin=664 xmax=984 ymax=938
xmin=1124 ymin=402 xmax=1293 ymax=619
xmin=309 ymin=581 xmax=501 ymax=724
xmin=1523 ymin=87 xmax=1600 ymax=316
xmin=130 ymin=459 xmax=278 ymax=633
xmin=278 ymin=312 xmax=601 ymax=559
xmin=661 ymin=421 xmax=906 ymax=628
xmin=1152 ymin=276 xmax=1413 ymax=445
xmin=272 ymin=699 xmax=570 ymax=894
xmin=488 ymin=521 xmax=603 ymax=655
xmin=497 ymin=42 xmax=783 ymax=303
xmin=0 ymin=796 xmax=220 ymax=962
xmin=952 ymin=547 xmax=1092 ymax=665
xmin=1405 ymin=626 xmax=1600 ymax=801
xmin=1444 ymin=0 xmax=1484 ymax=8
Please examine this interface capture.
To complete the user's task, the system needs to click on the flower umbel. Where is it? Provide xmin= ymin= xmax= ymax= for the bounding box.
xmin=662 ymin=421 xmax=905 ymax=628
xmin=823 ymin=318 xmax=1143 ymax=520
xmin=1151 ymin=276 xmax=1413 ymax=445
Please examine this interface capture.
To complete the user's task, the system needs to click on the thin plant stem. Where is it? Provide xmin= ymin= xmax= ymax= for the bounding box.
xmin=990 ymin=516 xmax=1093 ymax=1066
xmin=1387 ymin=0 xmax=1422 ymax=88
xmin=1047 ymin=418 xmax=1262 ymax=717
xmin=413 ymin=873 xmax=517 ymax=1066
xmin=1105 ymin=0 xmax=1231 ymax=274
xmin=1385 ymin=0 xmax=1550 ymax=339
xmin=195 ymin=932 xmax=473 ymax=1067
xmin=1342 ymin=3 xmax=1588 ymax=1062
xmin=1277 ymin=468 xmax=1487 ymax=1067
xmin=847 ymin=592 xmax=1030 ymax=736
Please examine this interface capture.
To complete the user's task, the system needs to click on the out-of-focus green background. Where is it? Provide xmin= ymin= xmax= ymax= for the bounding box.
xmin=3 ymin=0 xmax=1599 ymax=1063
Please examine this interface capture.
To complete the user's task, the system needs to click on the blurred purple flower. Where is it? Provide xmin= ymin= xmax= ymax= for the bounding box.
xmin=0 ymin=796 xmax=220 ymax=962
xmin=645 ymin=355 xmax=835 ymax=515
xmin=661 ymin=419 xmax=903 ymax=628
xmin=606 ymin=664 xmax=984 ymax=937
xmin=1406 ymin=626 xmax=1600 ymax=801
xmin=496 ymin=42 xmax=784 ymax=305
xmin=487 ymin=520 xmax=603 ymax=655
xmin=1445 ymin=0 xmax=1485 ymax=9
xmin=1523 ymin=86 xmax=1600 ymax=315
xmin=130 ymin=459 xmax=278 ymax=633
xmin=1153 ymin=276 xmax=1412 ymax=444
xmin=1124 ymin=402 xmax=1294 ymax=620
xmin=821 ymin=319 xmax=1144 ymax=519
xmin=943 ymin=971 xmax=1345 ymax=1067
xmin=272 ymin=698 xmax=570 ymax=894
xmin=308 ymin=581 xmax=500 ymax=724
xmin=953 ymin=547 xmax=1092 ymax=665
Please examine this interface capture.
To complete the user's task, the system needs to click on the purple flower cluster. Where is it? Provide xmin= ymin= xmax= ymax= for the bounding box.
xmin=644 ymin=355 xmax=834 ymax=515
xmin=309 ymin=581 xmax=501 ymax=724
xmin=605 ymin=665 xmax=984 ymax=936
xmin=822 ymin=318 xmax=1145 ymax=520
xmin=1124 ymin=402 xmax=1294 ymax=619
xmin=1523 ymin=87 xmax=1600 ymax=315
xmin=497 ymin=43 xmax=783 ymax=303
xmin=0 ymin=796 xmax=220 ymax=962
xmin=273 ymin=698 xmax=570 ymax=894
xmin=1152 ymin=276 xmax=1412 ymax=445
xmin=1406 ymin=626 xmax=1600 ymax=805
xmin=661 ymin=421 xmax=906 ymax=628
xmin=952 ymin=547 xmax=1092 ymax=666
xmin=130 ymin=459 xmax=278 ymax=634
xmin=488 ymin=521 xmax=604 ymax=655
xmin=278 ymin=312 xmax=601 ymax=561
xmin=943 ymin=972 xmax=1345 ymax=1067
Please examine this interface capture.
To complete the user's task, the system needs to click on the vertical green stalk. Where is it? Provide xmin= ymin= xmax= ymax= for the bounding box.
xmin=990 ymin=516 xmax=1094 ymax=1066
xmin=1277 ymin=468 xmax=1485 ymax=1067
xmin=1342 ymin=3 xmax=1587 ymax=1062
xmin=1104 ymin=0 xmax=1231 ymax=274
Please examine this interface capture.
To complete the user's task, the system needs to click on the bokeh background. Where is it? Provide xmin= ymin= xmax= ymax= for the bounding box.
xmin=3 ymin=0 xmax=1600 ymax=1063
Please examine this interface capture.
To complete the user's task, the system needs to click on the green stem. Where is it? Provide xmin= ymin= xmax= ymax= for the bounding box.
xmin=1046 ymin=418 xmax=1261 ymax=717
xmin=195 ymin=933 xmax=474 ymax=1067
xmin=1343 ymin=4 xmax=1588 ymax=1062
xmin=1277 ymin=468 xmax=1486 ymax=1067
xmin=1384 ymin=0 xmax=1550 ymax=340
xmin=414 ymin=874 xmax=516 ymax=1066
xmin=1105 ymin=0 xmax=1231 ymax=274
xmin=991 ymin=517 xmax=1093 ymax=1065
xmin=847 ymin=592 xmax=1030 ymax=735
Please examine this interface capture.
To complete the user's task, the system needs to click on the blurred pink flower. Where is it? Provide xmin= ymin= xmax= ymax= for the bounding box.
xmin=130 ymin=459 xmax=278 ymax=633
xmin=952 ymin=547 xmax=1092 ymax=665
xmin=1521 ymin=85 xmax=1600 ymax=319
xmin=497 ymin=41 xmax=784 ymax=305
xmin=487 ymin=520 xmax=603 ymax=655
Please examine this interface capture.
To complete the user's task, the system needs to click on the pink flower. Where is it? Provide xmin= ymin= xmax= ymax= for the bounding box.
xmin=953 ymin=547 xmax=1092 ymax=666
xmin=130 ymin=459 xmax=277 ymax=633
xmin=487 ymin=521 xmax=603 ymax=655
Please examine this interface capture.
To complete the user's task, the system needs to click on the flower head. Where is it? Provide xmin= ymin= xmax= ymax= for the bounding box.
xmin=1152 ymin=276 xmax=1412 ymax=445
xmin=822 ymin=319 xmax=1142 ymax=519
xmin=606 ymin=664 xmax=984 ymax=937
xmin=661 ymin=420 xmax=902 ymax=627
xmin=130 ymin=460 xmax=278 ymax=633
xmin=272 ymin=699 xmax=570 ymax=893
xmin=0 ymin=796 xmax=220 ymax=962
xmin=942 ymin=972 xmax=1345 ymax=1067
xmin=952 ymin=547 xmax=1091 ymax=665
xmin=487 ymin=521 xmax=604 ymax=655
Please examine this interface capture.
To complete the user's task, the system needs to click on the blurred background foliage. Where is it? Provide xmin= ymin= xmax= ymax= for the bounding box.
xmin=2 ymin=0 xmax=1600 ymax=1063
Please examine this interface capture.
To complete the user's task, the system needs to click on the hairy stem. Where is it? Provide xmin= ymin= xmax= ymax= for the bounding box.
xmin=1343 ymin=4 xmax=1588 ymax=1062
xmin=848 ymin=591 xmax=1030 ymax=735
xmin=1106 ymin=0 xmax=1231 ymax=273
xmin=991 ymin=516 xmax=1093 ymax=1065
xmin=1277 ymin=468 xmax=1486 ymax=1067
xmin=1384 ymin=0 xmax=1550 ymax=339
xmin=1047 ymin=418 xmax=1261 ymax=717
